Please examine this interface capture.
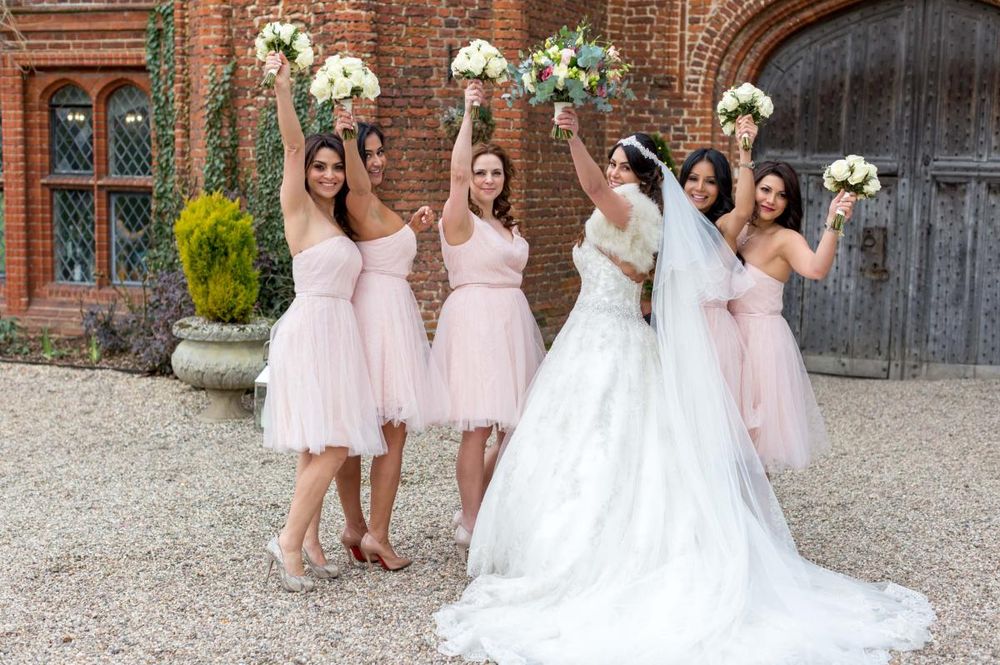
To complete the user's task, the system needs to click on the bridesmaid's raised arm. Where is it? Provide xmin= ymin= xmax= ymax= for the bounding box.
xmin=270 ymin=52 xmax=310 ymax=246
xmin=441 ymin=80 xmax=484 ymax=246
xmin=780 ymin=191 xmax=856 ymax=280
xmin=336 ymin=106 xmax=378 ymax=236
xmin=717 ymin=115 xmax=758 ymax=246
xmin=560 ymin=107 xmax=631 ymax=230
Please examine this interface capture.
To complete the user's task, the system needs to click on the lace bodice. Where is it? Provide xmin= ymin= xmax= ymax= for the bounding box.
xmin=571 ymin=241 xmax=644 ymax=322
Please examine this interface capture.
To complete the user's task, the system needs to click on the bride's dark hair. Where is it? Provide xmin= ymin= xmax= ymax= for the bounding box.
xmin=610 ymin=133 xmax=664 ymax=212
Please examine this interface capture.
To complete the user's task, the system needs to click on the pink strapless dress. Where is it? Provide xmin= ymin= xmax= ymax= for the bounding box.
xmin=432 ymin=215 xmax=546 ymax=431
xmin=263 ymin=236 xmax=386 ymax=457
xmin=703 ymin=299 xmax=759 ymax=438
xmin=353 ymin=225 xmax=449 ymax=431
xmin=729 ymin=264 xmax=829 ymax=472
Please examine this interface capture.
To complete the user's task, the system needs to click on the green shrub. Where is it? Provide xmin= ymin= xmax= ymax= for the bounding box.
xmin=648 ymin=132 xmax=678 ymax=176
xmin=174 ymin=192 xmax=259 ymax=323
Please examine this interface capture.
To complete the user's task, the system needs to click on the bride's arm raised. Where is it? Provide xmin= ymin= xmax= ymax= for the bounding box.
xmin=270 ymin=52 xmax=311 ymax=252
xmin=558 ymin=107 xmax=632 ymax=230
xmin=441 ymin=81 xmax=485 ymax=246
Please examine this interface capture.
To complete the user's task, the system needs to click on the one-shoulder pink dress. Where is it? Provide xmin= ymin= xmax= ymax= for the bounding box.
xmin=432 ymin=215 xmax=546 ymax=431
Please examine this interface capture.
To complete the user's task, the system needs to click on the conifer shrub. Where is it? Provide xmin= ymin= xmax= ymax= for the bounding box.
xmin=174 ymin=192 xmax=259 ymax=323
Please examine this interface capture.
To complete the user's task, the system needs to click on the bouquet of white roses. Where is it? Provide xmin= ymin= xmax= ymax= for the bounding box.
xmin=507 ymin=22 xmax=634 ymax=139
xmin=451 ymin=39 xmax=509 ymax=118
xmin=309 ymin=54 xmax=381 ymax=140
xmin=717 ymin=82 xmax=773 ymax=151
xmin=823 ymin=154 xmax=881 ymax=230
xmin=255 ymin=21 xmax=314 ymax=88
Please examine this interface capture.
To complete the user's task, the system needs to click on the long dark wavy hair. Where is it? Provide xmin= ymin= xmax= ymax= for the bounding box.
xmin=469 ymin=143 xmax=517 ymax=229
xmin=303 ymin=133 xmax=351 ymax=236
xmin=610 ymin=133 xmax=664 ymax=212
xmin=679 ymin=148 xmax=734 ymax=224
xmin=752 ymin=161 xmax=803 ymax=233
xmin=356 ymin=122 xmax=386 ymax=168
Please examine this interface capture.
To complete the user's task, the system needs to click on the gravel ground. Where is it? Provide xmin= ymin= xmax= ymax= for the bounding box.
xmin=0 ymin=362 xmax=997 ymax=664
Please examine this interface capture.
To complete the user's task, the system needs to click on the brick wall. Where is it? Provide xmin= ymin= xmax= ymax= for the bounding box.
xmin=13 ymin=0 xmax=993 ymax=337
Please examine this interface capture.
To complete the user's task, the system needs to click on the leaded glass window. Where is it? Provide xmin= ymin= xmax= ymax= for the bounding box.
xmin=53 ymin=189 xmax=95 ymax=283
xmin=108 ymin=86 xmax=151 ymax=177
xmin=50 ymin=85 xmax=93 ymax=175
xmin=110 ymin=192 xmax=151 ymax=284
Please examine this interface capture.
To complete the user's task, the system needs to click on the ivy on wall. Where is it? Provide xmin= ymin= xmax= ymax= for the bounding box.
xmin=203 ymin=61 xmax=240 ymax=196
xmin=144 ymin=0 xmax=181 ymax=271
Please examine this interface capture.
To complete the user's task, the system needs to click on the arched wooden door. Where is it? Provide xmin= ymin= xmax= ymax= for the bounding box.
xmin=755 ymin=0 xmax=1000 ymax=378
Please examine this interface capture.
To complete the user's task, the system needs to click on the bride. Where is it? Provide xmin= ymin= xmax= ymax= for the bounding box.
xmin=434 ymin=108 xmax=934 ymax=664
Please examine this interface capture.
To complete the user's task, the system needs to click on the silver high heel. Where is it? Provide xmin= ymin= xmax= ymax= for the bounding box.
xmin=454 ymin=523 xmax=472 ymax=559
xmin=302 ymin=549 xmax=340 ymax=579
xmin=264 ymin=536 xmax=315 ymax=593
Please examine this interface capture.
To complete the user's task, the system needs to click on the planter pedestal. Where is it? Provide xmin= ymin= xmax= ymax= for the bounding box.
xmin=171 ymin=316 xmax=271 ymax=422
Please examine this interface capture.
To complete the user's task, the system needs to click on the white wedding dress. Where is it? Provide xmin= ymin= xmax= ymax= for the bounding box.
xmin=435 ymin=177 xmax=934 ymax=665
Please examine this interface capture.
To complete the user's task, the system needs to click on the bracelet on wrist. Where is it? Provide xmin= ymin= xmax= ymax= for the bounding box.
xmin=738 ymin=161 xmax=755 ymax=170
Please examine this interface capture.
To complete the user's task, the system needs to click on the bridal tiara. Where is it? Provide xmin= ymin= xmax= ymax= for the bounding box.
xmin=618 ymin=135 xmax=668 ymax=172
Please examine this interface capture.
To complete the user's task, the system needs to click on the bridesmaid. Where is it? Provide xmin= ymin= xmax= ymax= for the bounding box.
xmin=730 ymin=161 xmax=856 ymax=472
xmin=261 ymin=52 xmax=385 ymax=592
xmin=434 ymin=80 xmax=545 ymax=552
xmin=679 ymin=115 xmax=758 ymax=432
xmin=331 ymin=107 xmax=448 ymax=571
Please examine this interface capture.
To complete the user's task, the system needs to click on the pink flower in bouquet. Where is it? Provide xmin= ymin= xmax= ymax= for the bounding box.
xmin=560 ymin=48 xmax=576 ymax=65
xmin=606 ymin=46 xmax=621 ymax=63
xmin=540 ymin=65 xmax=554 ymax=81
xmin=597 ymin=84 xmax=607 ymax=98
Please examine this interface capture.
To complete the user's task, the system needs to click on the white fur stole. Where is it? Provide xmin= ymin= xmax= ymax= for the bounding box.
xmin=584 ymin=183 xmax=662 ymax=273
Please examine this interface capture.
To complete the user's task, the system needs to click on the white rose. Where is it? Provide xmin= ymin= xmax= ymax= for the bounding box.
xmin=255 ymin=37 xmax=269 ymax=61
xmin=848 ymin=165 xmax=867 ymax=185
xmin=863 ymin=178 xmax=881 ymax=197
xmin=720 ymin=92 xmax=739 ymax=113
xmin=485 ymin=56 xmax=507 ymax=80
xmin=866 ymin=163 xmax=879 ymax=180
xmin=332 ymin=77 xmax=354 ymax=99
xmin=722 ymin=121 xmax=736 ymax=136
xmin=734 ymin=82 xmax=757 ymax=103
xmin=823 ymin=174 xmax=838 ymax=192
xmin=846 ymin=154 xmax=865 ymax=168
xmin=310 ymin=73 xmax=332 ymax=100
xmin=452 ymin=51 xmax=472 ymax=75
xmin=262 ymin=23 xmax=276 ymax=40
xmin=278 ymin=23 xmax=296 ymax=44
xmin=829 ymin=159 xmax=851 ymax=182
xmin=295 ymin=47 xmax=314 ymax=70
xmin=349 ymin=67 xmax=365 ymax=86
xmin=759 ymin=95 xmax=774 ymax=117
xmin=361 ymin=72 xmax=380 ymax=99
xmin=341 ymin=56 xmax=363 ymax=70
xmin=293 ymin=33 xmax=310 ymax=52
xmin=466 ymin=51 xmax=487 ymax=76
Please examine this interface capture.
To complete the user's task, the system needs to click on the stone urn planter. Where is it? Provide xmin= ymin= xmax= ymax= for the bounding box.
xmin=171 ymin=316 xmax=271 ymax=422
